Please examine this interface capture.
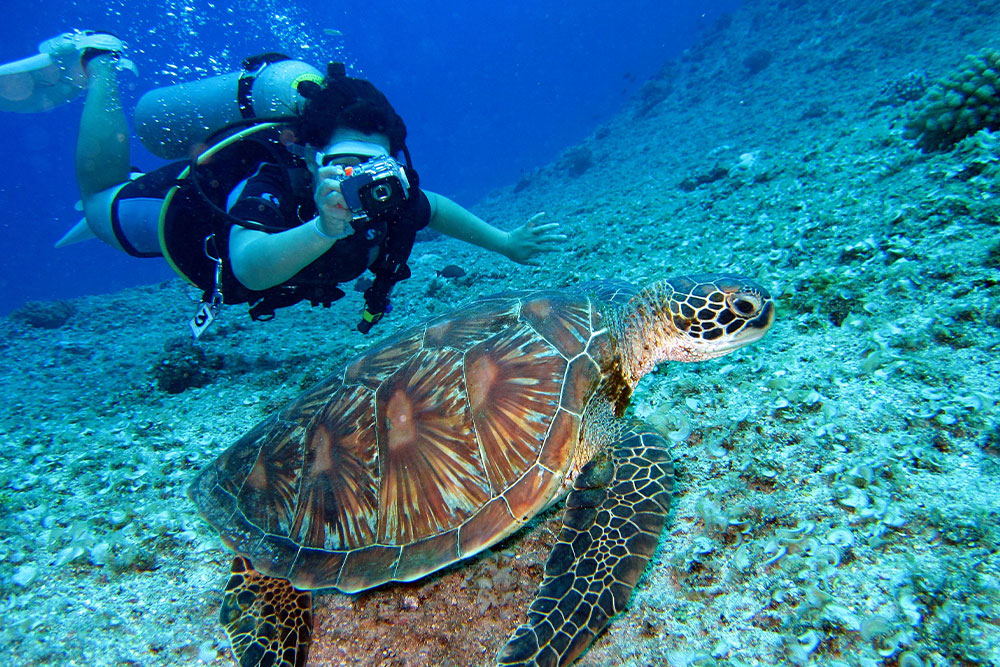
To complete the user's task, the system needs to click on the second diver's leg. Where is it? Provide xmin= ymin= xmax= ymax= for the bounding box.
xmin=75 ymin=55 xmax=130 ymax=199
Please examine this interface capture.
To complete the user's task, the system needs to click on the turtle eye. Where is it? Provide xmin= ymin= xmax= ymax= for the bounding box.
xmin=727 ymin=292 xmax=762 ymax=318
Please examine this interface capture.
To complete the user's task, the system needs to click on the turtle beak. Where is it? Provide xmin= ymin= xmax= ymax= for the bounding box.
xmin=727 ymin=299 xmax=775 ymax=347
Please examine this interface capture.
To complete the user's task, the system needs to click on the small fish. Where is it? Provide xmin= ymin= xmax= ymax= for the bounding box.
xmin=354 ymin=276 xmax=373 ymax=292
xmin=323 ymin=28 xmax=344 ymax=37
xmin=436 ymin=264 xmax=467 ymax=279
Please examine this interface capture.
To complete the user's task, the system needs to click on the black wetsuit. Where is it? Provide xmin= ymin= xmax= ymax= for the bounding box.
xmin=225 ymin=161 xmax=431 ymax=319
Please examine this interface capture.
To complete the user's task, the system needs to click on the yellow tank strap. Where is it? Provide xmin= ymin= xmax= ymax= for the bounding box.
xmin=157 ymin=121 xmax=286 ymax=285
xmin=192 ymin=120 xmax=285 ymax=165
xmin=158 ymin=177 xmax=196 ymax=286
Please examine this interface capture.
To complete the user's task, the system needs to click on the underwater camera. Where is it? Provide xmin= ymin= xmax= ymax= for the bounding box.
xmin=335 ymin=156 xmax=411 ymax=222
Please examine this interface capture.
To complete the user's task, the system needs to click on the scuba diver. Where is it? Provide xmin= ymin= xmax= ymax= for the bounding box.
xmin=0 ymin=31 xmax=564 ymax=335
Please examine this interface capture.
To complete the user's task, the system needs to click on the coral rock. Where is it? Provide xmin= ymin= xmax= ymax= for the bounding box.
xmin=905 ymin=48 xmax=1000 ymax=151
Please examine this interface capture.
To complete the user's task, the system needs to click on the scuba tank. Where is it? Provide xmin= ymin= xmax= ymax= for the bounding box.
xmin=135 ymin=53 xmax=322 ymax=159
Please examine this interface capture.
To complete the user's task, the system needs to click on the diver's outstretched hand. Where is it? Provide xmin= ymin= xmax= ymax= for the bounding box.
xmin=505 ymin=213 xmax=566 ymax=266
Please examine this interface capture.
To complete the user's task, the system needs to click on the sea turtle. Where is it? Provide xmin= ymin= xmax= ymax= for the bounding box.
xmin=189 ymin=273 xmax=774 ymax=667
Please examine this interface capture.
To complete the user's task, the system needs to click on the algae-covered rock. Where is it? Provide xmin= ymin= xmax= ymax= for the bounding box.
xmin=904 ymin=48 xmax=1000 ymax=151
xmin=744 ymin=48 xmax=773 ymax=76
xmin=150 ymin=337 xmax=223 ymax=394
xmin=871 ymin=70 xmax=928 ymax=110
xmin=10 ymin=300 xmax=75 ymax=329
xmin=559 ymin=145 xmax=594 ymax=177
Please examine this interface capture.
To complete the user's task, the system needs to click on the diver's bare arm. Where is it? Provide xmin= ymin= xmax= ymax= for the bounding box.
xmin=229 ymin=164 xmax=355 ymax=291
xmin=425 ymin=191 xmax=564 ymax=266
xmin=228 ymin=223 xmax=338 ymax=292
xmin=425 ymin=191 xmax=511 ymax=256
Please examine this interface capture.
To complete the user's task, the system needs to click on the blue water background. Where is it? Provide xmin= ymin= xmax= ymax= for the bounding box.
xmin=0 ymin=0 xmax=738 ymax=315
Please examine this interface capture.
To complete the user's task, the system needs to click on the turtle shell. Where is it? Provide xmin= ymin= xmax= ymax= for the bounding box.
xmin=190 ymin=288 xmax=620 ymax=593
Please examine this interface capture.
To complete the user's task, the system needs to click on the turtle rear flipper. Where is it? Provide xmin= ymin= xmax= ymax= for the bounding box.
xmin=221 ymin=556 xmax=314 ymax=667
xmin=498 ymin=422 xmax=674 ymax=666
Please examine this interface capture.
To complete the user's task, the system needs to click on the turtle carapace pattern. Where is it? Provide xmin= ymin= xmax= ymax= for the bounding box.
xmin=189 ymin=274 xmax=775 ymax=667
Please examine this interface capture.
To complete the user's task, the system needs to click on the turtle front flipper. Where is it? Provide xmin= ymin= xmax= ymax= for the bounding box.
xmin=497 ymin=422 xmax=673 ymax=667
xmin=220 ymin=556 xmax=314 ymax=667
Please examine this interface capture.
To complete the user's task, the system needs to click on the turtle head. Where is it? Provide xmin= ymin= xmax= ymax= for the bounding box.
xmin=617 ymin=274 xmax=774 ymax=384
xmin=659 ymin=274 xmax=775 ymax=357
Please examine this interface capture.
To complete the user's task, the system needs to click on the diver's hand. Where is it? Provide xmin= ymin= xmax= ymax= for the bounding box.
xmin=505 ymin=213 xmax=566 ymax=265
xmin=313 ymin=165 xmax=352 ymax=237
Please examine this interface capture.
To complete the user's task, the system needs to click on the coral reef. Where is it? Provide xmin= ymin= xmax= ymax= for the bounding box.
xmin=904 ymin=49 xmax=1000 ymax=151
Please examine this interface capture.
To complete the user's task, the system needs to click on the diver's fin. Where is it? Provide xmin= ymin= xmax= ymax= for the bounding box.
xmin=0 ymin=50 xmax=83 ymax=113
xmin=116 ymin=57 xmax=139 ymax=77
xmin=0 ymin=31 xmax=135 ymax=113
xmin=55 ymin=218 xmax=97 ymax=248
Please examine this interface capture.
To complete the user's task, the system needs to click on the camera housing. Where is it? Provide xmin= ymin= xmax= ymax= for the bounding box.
xmin=336 ymin=156 xmax=411 ymax=222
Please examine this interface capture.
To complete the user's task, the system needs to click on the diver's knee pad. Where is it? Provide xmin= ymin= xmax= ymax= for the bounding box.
xmin=82 ymin=183 xmax=129 ymax=252
xmin=83 ymin=173 xmax=166 ymax=257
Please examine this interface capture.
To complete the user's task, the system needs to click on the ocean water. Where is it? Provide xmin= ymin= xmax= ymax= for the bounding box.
xmin=0 ymin=0 xmax=735 ymax=315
